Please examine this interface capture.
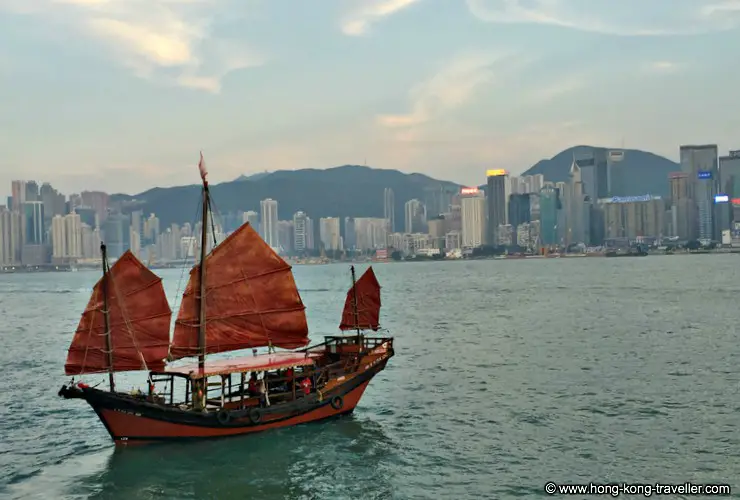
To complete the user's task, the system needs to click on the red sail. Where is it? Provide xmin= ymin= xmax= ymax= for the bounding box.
xmin=169 ymin=222 xmax=309 ymax=359
xmin=339 ymin=267 xmax=381 ymax=331
xmin=65 ymin=251 xmax=172 ymax=375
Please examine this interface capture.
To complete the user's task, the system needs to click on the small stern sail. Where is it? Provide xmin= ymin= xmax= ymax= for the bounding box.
xmin=64 ymin=251 xmax=172 ymax=375
xmin=169 ymin=222 xmax=310 ymax=360
xmin=339 ymin=266 xmax=381 ymax=331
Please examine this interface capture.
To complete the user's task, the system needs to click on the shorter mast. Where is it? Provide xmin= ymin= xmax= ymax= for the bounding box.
xmin=100 ymin=243 xmax=115 ymax=392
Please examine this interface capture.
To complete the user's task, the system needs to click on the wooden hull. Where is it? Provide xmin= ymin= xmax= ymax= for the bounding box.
xmin=60 ymin=354 xmax=389 ymax=445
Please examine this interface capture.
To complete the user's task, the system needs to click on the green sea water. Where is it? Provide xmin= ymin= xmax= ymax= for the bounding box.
xmin=1 ymin=257 xmax=740 ymax=499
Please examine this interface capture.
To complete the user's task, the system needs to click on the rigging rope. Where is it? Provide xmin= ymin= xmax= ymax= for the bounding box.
xmin=171 ymin=197 xmax=204 ymax=322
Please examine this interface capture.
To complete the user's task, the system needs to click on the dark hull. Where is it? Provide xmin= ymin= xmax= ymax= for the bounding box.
xmin=60 ymin=356 xmax=389 ymax=445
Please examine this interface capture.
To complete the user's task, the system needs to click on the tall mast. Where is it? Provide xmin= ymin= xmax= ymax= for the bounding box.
xmin=100 ymin=242 xmax=115 ymax=392
xmin=350 ymin=265 xmax=361 ymax=342
xmin=198 ymin=171 xmax=209 ymax=373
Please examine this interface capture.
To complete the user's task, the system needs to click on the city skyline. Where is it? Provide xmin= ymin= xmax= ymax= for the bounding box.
xmin=1 ymin=1 xmax=739 ymax=195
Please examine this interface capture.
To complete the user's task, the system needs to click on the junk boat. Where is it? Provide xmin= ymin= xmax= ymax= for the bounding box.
xmin=58 ymin=153 xmax=394 ymax=445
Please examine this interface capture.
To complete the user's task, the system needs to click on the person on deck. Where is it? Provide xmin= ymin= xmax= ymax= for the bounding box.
xmin=300 ymin=376 xmax=312 ymax=396
xmin=247 ymin=373 xmax=259 ymax=397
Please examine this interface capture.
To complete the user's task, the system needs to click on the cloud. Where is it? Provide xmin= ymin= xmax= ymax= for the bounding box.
xmin=646 ymin=60 xmax=682 ymax=73
xmin=0 ymin=0 xmax=264 ymax=92
xmin=377 ymin=51 xmax=517 ymax=129
xmin=525 ymin=74 xmax=586 ymax=103
xmin=341 ymin=0 xmax=423 ymax=36
xmin=466 ymin=0 xmax=740 ymax=36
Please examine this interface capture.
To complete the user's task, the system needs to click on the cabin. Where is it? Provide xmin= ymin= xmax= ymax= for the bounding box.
xmin=144 ymin=336 xmax=393 ymax=413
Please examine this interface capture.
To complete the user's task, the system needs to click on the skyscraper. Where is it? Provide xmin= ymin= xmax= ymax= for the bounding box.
xmin=680 ymin=144 xmax=718 ymax=240
xmin=668 ymin=172 xmax=694 ymax=239
xmin=260 ymin=199 xmax=278 ymax=248
xmin=243 ymin=210 xmax=259 ymax=232
xmin=383 ymin=188 xmax=395 ymax=233
xmin=461 ymin=188 xmax=486 ymax=248
xmin=293 ymin=211 xmax=310 ymax=253
xmin=719 ymin=150 xmax=740 ymax=198
xmin=52 ymin=215 xmax=66 ymax=259
xmin=343 ymin=217 xmax=356 ymax=250
xmin=319 ymin=217 xmax=342 ymax=251
xmin=65 ymin=211 xmax=82 ymax=258
xmin=0 ymin=207 xmax=21 ymax=265
xmin=486 ymin=169 xmax=508 ymax=245
xmin=23 ymin=201 xmax=45 ymax=245
xmin=508 ymin=194 xmax=531 ymax=230
xmin=539 ymin=185 xmax=560 ymax=246
xmin=11 ymin=181 xmax=27 ymax=212
xmin=404 ymin=199 xmax=425 ymax=233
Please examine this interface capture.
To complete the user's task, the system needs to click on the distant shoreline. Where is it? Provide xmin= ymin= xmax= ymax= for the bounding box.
xmin=1 ymin=249 xmax=737 ymax=274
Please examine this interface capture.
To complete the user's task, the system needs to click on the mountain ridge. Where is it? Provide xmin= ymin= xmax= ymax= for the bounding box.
xmin=109 ymin=147 xmax=681 ymax=228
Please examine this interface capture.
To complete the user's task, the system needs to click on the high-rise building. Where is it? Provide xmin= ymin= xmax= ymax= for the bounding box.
xmin=606 ymin=150 xmax=626 ymax=196
xmin=64 ymin=212 xmax=82 ymax=258
xmin=40 ymin=183 xmax=66 ymax=230
xmin=719 ymin=150 xmax=740 ymax=199
xmin=680 ymin=144 xmax=719 ymax=240
xmin=80 ymin=191 xmax=109 ymax=224
xmin=293 ymin=211 xmax=310 ymax=253
xmin=353 ymin=218 xmax=387 ymax=250
xmin=75 ymin=206 xmax=97 ymax=229
xmin=486 ymin=169 xmax=508 ymax=245
xmin=129 ymin=225 xmax=141 ymax=258
xmin=383 ymin=188 xmax=395 ymax=233
xmin=131 ymin=210 xmax=143 ymax=243
xmin=243 ymin=210 xmax=259 ymax=232
xmin=260 ymin=199 xmax=278 ymax=248
xmin=26 ymin=181 xmax=39 ymax=202
xmin=277 ymin=220 xmax=294 ymax=254
xmin=539 ymin=185 xmax=560 ymax=246
xmin=600 ymin=195 xmax=665 ymax=239
xmin=668 ymin=172 xmax=694 ymax=239
xmin=102 ymin=212 xmax=126 ymax=258
xmin=143 ymin=213 xmax=160 ymax=245
xmin=508 ymin=194 xmax=531 ymax=230
xmin=713 ymin=195 xmax=732 ymax=238
xmin=343 ymin=217 xmax=356 ymax=250
xmin=23 ymin=201 xmax=45 ymax=245
xmin=51 ymin=215 xmax=66 ymax=259
xmin=404 ymin=199 xmax=425 ymax=233
xmin=0 ymin=207 xmax=21 ymax=265
xmin=319 ymin=217 xmax=342 ymax=251
xmin=461 ymin=188 xmax=486 ymax=248
xmin=11 ymin=181 xmax=27 ymax=212
xmin=567 ymin=161 xmax=589 ymax=245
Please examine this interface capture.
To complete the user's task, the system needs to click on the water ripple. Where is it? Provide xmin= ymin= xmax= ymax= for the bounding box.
xmin=1 ymin=258 xmax=740 ymax=499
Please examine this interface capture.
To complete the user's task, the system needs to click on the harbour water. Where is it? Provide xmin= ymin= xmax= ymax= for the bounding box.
xmin=1 ymin=256 xmax=739 ymax=499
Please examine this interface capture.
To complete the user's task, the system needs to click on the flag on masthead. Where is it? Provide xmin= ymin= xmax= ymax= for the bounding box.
xmin=198 ymin=151 xmax=208 ymax=181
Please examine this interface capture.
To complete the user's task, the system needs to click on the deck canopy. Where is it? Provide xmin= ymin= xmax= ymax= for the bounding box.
xmin=164 ymin=351 xmax=322 ymax=379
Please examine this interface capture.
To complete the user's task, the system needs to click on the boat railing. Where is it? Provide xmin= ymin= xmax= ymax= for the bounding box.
xmin=149 ymin=339 xmax=392 ymax=410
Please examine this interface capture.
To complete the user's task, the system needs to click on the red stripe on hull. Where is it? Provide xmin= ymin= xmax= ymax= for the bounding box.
xmin=100 ymin=381 xmax=371 ymax=444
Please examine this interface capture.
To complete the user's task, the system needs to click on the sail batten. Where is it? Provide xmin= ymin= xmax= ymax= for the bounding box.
xmin=339 ymin=267 xmax=381 ymax=331
xmin=169 ymin=222 xmax=309 ymax=360
xmin=65 ymin=251 xmax=173 ymax=376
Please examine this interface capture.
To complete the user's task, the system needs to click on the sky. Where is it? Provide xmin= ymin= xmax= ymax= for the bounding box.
xmin=1 ymin=0 xmax=739 ymax=196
